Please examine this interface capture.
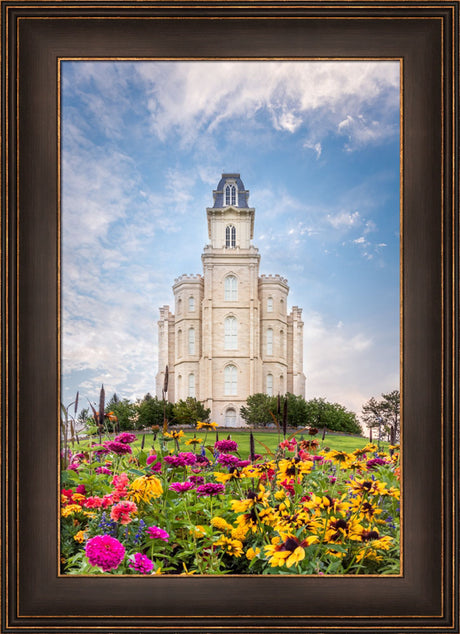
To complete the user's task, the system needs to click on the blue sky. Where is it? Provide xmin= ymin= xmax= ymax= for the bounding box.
xmin=61 ymin=60 xmax=400 ymax=416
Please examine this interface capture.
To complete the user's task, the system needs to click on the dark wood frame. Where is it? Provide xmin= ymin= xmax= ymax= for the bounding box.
xmin=1 ymin=2 xmax=458 ymax=632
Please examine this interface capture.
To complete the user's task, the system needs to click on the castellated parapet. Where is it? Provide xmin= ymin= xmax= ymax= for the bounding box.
xmin=173 ymin=274 xmax=203 ymax=287
xmin=259 ymin=274 xmax=289 ymax=289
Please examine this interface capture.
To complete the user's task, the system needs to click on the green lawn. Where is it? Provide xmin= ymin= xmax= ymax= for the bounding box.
xmin=132 ymin=428 xmax=384 ymax=457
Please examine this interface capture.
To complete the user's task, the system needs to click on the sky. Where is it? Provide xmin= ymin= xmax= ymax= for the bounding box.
xmin=61 ymin=60 xmax=400 ymax=417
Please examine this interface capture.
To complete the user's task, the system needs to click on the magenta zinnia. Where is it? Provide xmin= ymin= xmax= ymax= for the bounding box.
xmin=217 ymin=453 xmax=240 ymax=467
xmin=196 ymin=483 xmax=225 ymax=497
xmin=85 ymin=535 xmax=125 ymax=572
xmin=214 ymin=439 xmax=238 ymax=453
xmin=114 ymin=432 xmax=137 ymax=444
xmin=147 ymin=526 xmax=170 ymax=542
xmin=104 ymin=441 xmax=132 ymax=455
xmin=129 ymin=552 xmax=154 ymax=574
xmin=169 ymin=481 xmax=195 ymax=493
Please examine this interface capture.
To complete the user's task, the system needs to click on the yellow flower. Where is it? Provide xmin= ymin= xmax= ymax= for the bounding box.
xmin=322 ymin=450 xmax=353 ymax=469
xmin=190 ymin=525 xmax=207 ymax=538
xmin=185 ymin=437 xmax=203 ymax=446
xmin=285 ymin=546 xmax=305 ymax=568
xmin=164 ymin=430 xmax=184 ymax=440
xmin=214 ymin=470 xmax=241 ymax=484
xmin=215 ymin=536 xmax=244 ymax=557
xmin=246 ymin=546 xmax=261 ymax=561
xmin=61 ymin=504 xmax=83 ymax=517
xmin=274 ymin=489 xmax=286 ymax=500
xmin=211 ymin=516 xmax=233 ymax=533
xmin=231 ymin=524 xmax=248 ymax=542
xmin=73 ymin=530 xmax=87 ymax=543
xmin=196 ymin=421 xmax=218 ymax=430
xmin=180 ymin=563 xmax=197 ymax=575
xmin=71 ymin=493 xmax=86 ymax=504
xmin=128 ymin=475 xmax=163 ymax=503
xmin=264 ymin=545 xmax=291 ymax=568
xmin=276 ymin=457 xmax=313 ymax=481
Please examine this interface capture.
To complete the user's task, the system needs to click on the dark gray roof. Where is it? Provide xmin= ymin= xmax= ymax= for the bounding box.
xmin=212 ymin=173 xmax=250 ymax=208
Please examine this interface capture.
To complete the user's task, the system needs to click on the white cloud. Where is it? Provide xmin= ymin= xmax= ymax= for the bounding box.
xmin=303 ymin=311 xmax=397 ymax=414
xmin=133 ymin=61 xmax=399 ymax=149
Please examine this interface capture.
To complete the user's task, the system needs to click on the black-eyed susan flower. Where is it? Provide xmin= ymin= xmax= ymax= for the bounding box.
xmin=264 ymin=534 xmax=318 ymax=568
xmin=185 ymin=436 xmax=203 ymax=446
xmin=164 ymin=429 xmax=184 ymax=440
xmin=196 ymin=421 xmax=218 ymax=430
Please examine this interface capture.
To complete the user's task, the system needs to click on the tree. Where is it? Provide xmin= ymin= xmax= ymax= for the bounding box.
xmin=240 ymin=393 xmax=276 ymax=427
xmin=136 ymin=394 xmax=174 ymax=430
xmin=284 ymin=393 xmax=309 ymax=428
xmin=304 ymin=398 xmax=362 ymax=435
xmin=172 ymin=398 xmax=211 ymax=426
xmin=361 ymin=390 xmax=400 ymax=442
xmin=105 ymin=397 xmax=137 ymax=431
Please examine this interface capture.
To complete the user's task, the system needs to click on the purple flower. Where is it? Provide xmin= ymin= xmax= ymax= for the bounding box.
xmin=128 ymin=552 xmax=154 ymax=575
xmin=188 ymin=475 xmax=204 ymax=486
xmin=147 ymin=526 xmax=169 ymax=542
xmin=104 ymin=441 xmax=132 ymax=455
xmin=214 ymin=439 xmax=238 ymax=453
xmin=164 ymin=452 xmax=197 ymax=468
xmin=67 ymin=463 xmax=79 ymax=471
xmin=146 ymin=454 xmax=158 ymax=465
xmin=114 ymin=432 xmax=137 ymax=444
xmin=366 ymin=458 xmax=387 ymax=470
xmin=236 ymin=460 xmax=251 ymax=468
xmin=76 ymin=484 xmax=86 ymax=494
xmin=85 ymin=535 xmax=125 ymax=572
xmin=169 ymin=481 xmax=195 ymax=493
xmin=196 ymin=483 xmax=225 ymax=497
xmin=217 ymin=453 xmax=240 ymax=467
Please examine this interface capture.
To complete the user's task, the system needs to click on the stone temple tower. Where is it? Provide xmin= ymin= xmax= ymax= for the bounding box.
xmin=156 ymin=174 xmax=305 ymax=427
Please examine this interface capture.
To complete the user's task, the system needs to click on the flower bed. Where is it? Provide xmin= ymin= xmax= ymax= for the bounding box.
xmin=60 ymin=426 xmax=400 ymax=575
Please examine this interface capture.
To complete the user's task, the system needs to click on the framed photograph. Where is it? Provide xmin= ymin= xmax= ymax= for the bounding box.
xmin=1 ymin=2 xmax=458 ymax=632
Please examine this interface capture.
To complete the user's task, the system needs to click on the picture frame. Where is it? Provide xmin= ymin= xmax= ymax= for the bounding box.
xmin=1 ymin=2 xmax=458 ymax=633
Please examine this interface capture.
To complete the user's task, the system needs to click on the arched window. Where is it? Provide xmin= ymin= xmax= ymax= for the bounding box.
xmin=225 ymin=408 xmax=237 ymax=426
xmin=177 ymin=330 xmax=182 ymax=358
xmin=224 ymin=183 xmax=237 ymax=206
xmin=266 ymin=328 xmax=273 ymax=356
xmin=224 ymin=275 xmax=237 ymax=301
xmin=188 ymin=373 xmax=195 ymax=398
xmin=225 ymin=225 xmax=236 ymax=248
xmin=279 ymin=375 xmax=284 ymax=394
xmin=224 ymin=316 xmax=237 ymax=349
xmin=177 ymin=375 xmax=182 ymax=399
xmin=177 ymin=298 xmax=182 ymax=313
xmin=267 ymin=297 xmax=273 ymax=312
xmin=280 ymin=329 xmax=285 ymax=358
xmin=280 ymin=298 xmax=285 ymax=314
xmin=188 ymin=328 xmax=195 ymax=355
xmin=188 ymin=296 xmax=195 ymax=312
xmin=266 ymin=373 xmax=273 ymax=396
xmin=224 ymin=365 xmax=237 ymax=396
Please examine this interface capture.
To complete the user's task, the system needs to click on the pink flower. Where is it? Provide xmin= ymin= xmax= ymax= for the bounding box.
xmin=102 ymin=494 xmax=114 ymax=508
xmin=84 ymin=496 xmax=103 ymax=509
xmin=217 ymin=453 xmax=240 ymax=467
xmin=280 ymin=438 xmax=297 ymax=452
xmin=129 ymin=552 xmax=154 ymax=574
xmin=149 ymin=461 xmax=162 ymax=473
xmin=110 ymin=500 xmax=137 ymax=525
xmin=146 ymin=454 xmax=157 ymax=465
xmin=164 ymin=452 xmax=197 ymax=468
xmin=169 ymin=481 xmax=195 ymax=493
xmin=147 ymin=526 xmax=169 ymax=542
xmin=114 ymin=432 xmax=137 ymax=444
xmin=196 ymin=483 xmax=225 ymax=497
xmin=85 ymin=535 xmax=125 ymax=572
xmin=104 ymin=441 xmax=132 ymax=455
xmin=236 ymin=460 xmax=250 ymax=468
xmin=76 ymin=484 xmax=86 ymax=494
xmin=214 ymin=439 xmax=238 ymax=453
xmin=188 ymin=475 xmax=204 ymax=486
